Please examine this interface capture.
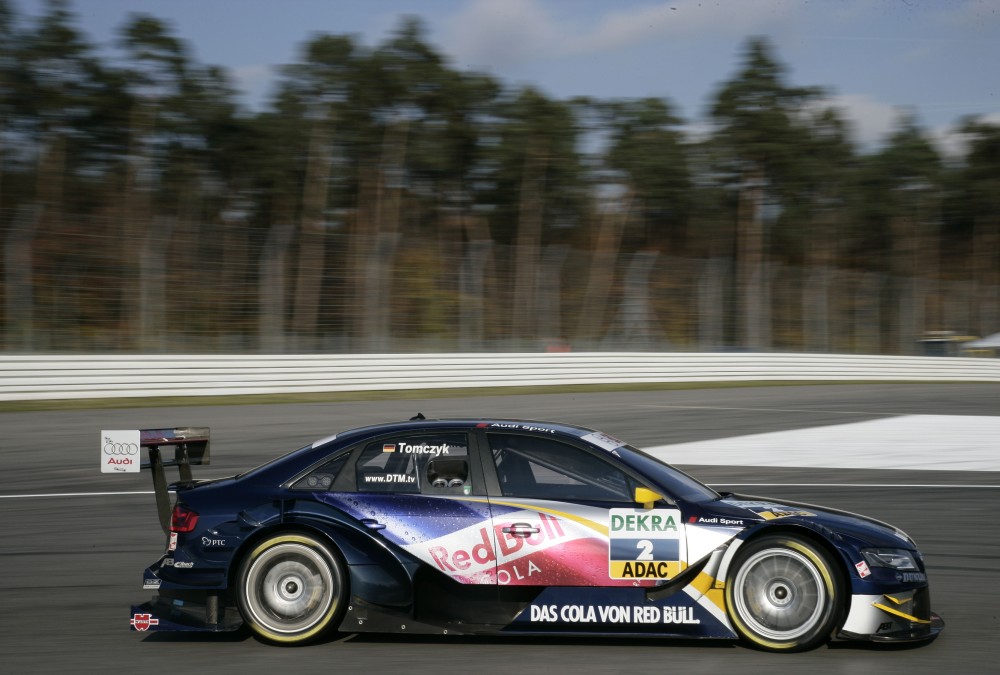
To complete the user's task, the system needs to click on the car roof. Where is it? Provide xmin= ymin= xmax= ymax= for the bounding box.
xmin=238 ymin=417 xmax=623 ymax=486
xmin=326 ymin=417 xmax=601 ymax=446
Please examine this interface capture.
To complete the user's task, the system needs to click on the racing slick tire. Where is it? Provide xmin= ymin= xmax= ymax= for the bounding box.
xmin=725 ymin=535 xmax=843 ymax=652
xmin=237 ymin=533 xmax=346 ymax=645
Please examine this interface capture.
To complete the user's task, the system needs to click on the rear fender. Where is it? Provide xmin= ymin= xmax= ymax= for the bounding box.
xmin=227 ymin=505 xmax=417 ymax=608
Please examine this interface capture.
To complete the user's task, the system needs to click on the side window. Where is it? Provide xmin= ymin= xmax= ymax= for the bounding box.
xmin=356 ymin=433 xmax=469 ymax=494
xmin=291 ymin=452 xmax=350 ymax=491
xmin=488 ymin=433 xmax=633 ymax=502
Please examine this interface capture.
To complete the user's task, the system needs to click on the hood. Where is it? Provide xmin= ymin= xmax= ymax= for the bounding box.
xmin=720 ymin=493 xmax=915 ymax=548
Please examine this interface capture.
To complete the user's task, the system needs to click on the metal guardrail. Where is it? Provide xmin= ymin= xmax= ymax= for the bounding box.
xmin=1 ymin=353 xmax=998 ymax=401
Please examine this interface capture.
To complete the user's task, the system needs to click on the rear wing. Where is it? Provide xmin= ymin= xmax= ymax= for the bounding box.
xmin=101 ymin=428 xmax=210 ymax=534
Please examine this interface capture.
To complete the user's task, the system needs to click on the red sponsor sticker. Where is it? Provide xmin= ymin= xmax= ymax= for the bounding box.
xmin=131 ymin=613 xmax=160 ymax=631
xmin=855 ymin=560 xmax=871 ymax=578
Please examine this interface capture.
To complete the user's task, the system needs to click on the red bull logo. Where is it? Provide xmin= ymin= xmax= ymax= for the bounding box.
xmin=428 ymin=513 xmax=565 ymax=572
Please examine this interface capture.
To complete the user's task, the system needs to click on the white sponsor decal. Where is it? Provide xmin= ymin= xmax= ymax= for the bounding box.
xmin=855 ymin=560 xmax=871 ymax=578
xmin=363 ymin=473 xmax=416 ymax=484
xmin=722 ymin=499 xmax=790 ymax=509
xmin=382 ymin=442 xmax=451 ymax=456
xmin=311 ymin=433 xmax=338 ymax=448
xmin=101 ymin=430 xmax=140 ymax=473
xmin=490 ymin=423 xmax=557 ymax=434
xmin=143 ymin=578 xmax=162 ymax=589
xmin=695 ymin=516 xmax=745 ymax=526
xmin=721 ymin=499 xmax=814 ymax=518
xmin=608 ymin=508 xmax=684 ymax=580
xmin=581 ymin=432 xmax=626 ymax=452
xmin=168 ymin=532 xmax=177 ymax=552
xmin=530 ymin=604 xmax=699 ymax=624
xmin=131 ymin=613 xmax=159 ymax=631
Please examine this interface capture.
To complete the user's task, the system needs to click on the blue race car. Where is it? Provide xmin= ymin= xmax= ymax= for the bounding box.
xmin=117 ymin=417 xmax=943 ymax=651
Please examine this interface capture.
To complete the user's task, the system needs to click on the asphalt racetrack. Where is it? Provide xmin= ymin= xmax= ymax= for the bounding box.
xmin=3 ymin=383 xmax=999 ymax=674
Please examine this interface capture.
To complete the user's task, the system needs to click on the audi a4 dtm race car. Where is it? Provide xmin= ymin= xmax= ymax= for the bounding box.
xmin=108 ymin=418 xmax=943 ymax=652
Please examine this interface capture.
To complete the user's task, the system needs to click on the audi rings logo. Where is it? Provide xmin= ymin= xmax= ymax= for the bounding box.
xmin=101 ymin=431 xmax=141 ymax=474
xmin=104 ymin=441 xmax=139 ymax=456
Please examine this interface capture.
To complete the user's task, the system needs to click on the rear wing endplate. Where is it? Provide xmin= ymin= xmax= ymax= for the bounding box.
xmin=101 ymin=428 xmax=210 ymax=534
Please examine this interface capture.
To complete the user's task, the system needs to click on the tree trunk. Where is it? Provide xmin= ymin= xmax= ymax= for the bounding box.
xmin=737 ymin=167 xmax=767 ymax=350
xmin=4 ymin=205 xmax=42 ymax=350
xmin=220 ymin=202 xmax=250 ymax=348
xmin=889 ymin=210 xmax=919 ymax=354
xmin=361 ymin=121 xmax=408 ymax=350
xmin=459 ymin=237 xmax=494 ymax=351
xmin=537 ymin=244 xmax=569 ymax=348
xmin=575 ymin=194 xmax=630 ymax=347
xmin=973 ymin=215 xmax=1000 ymax=336
xmin=803 ymin=267 xmax=830 ymax=352
xmin=123 ymin=103 xmax=155 ymax=349
xmin=259 ymin=220 xmax=296 ymax=352
xmin=605 ymin=251 xmax=660 ymax=349
xmin=698 ymin=257 xmax=727 ymax=350
xmin=139 ymin=216 xmax=175 ymax=351
xmin=292 ymin=111 xmax=333 ymax=350
xmin=511 ymin=148 xmax=547 ymax=345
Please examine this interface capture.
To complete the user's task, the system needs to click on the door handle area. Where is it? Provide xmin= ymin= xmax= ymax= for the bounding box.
xmin=502 ymin=522 xmax=540 ymax=536
xmin=360 ymin=518 xmax=386 ymax=530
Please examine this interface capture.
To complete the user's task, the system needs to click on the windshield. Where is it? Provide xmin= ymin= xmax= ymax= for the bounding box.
xmin=615 ymin=445 xmax=720 ymax=503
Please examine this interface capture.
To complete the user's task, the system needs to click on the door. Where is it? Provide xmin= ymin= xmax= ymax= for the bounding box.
xmin=482 ymin=431 xmax=687 ymax=587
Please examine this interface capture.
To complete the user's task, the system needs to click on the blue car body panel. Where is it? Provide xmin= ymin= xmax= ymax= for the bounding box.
xmin=126 ymin=418 xmax=943 ymax=646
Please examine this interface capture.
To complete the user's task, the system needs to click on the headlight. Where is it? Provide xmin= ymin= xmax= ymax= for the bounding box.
xmin=861 ymin=547 xmax=919 ymax=571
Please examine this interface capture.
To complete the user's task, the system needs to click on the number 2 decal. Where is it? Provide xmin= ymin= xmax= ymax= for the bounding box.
xmin=636 ymin=539 xmax=654 ymax=560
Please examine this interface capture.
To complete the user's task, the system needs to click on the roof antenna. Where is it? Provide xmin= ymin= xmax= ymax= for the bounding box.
xmin=410 ymin=412 xmax=426 ymax=420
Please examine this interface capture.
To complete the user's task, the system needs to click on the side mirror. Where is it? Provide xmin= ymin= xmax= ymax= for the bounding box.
xmin=634 ymin=487 xmax=664 ymax=510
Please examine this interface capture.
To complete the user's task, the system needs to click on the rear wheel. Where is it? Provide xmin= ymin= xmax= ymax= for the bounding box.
xmin=725 ymin=535 xmax=842 ymax=652
xmin=237 ymin=533 xmax=346 ymax=644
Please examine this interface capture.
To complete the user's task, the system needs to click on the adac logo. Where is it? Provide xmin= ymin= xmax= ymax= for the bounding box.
xmin=131 ymin=613 xmax=159 ymax=631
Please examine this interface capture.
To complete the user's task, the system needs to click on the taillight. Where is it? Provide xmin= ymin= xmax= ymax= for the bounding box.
xmin=170 ymin=504 xmax=199 ymax=533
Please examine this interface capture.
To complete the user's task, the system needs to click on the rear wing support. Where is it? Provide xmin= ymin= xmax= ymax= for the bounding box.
xmin=101 ymin=428 xmax=210 ymax=535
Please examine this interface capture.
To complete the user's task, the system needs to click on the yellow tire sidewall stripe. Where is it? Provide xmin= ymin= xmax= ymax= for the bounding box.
xmin=725 ymin=538 xmax=835 ymax=650
xmin=243 ymin=534 xmax=341 ymax=643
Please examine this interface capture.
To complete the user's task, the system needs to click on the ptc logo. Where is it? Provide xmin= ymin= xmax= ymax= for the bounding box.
xmin=130 ymin=613 xmax=159 ymax=631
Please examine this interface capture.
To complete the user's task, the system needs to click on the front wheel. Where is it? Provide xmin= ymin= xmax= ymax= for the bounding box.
xmin=725 ymin=535 xmax=843 ymax=652
xmin=237 ymin=533 xmax=346 ymax=644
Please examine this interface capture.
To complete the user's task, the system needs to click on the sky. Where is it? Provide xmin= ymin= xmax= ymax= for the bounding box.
xmin=12 ymin=0 xmax=1000 ymax=155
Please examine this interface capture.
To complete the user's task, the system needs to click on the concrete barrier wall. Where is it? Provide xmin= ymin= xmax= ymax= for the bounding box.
xmin=1 ymin=352 xmax=998 ymax=401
